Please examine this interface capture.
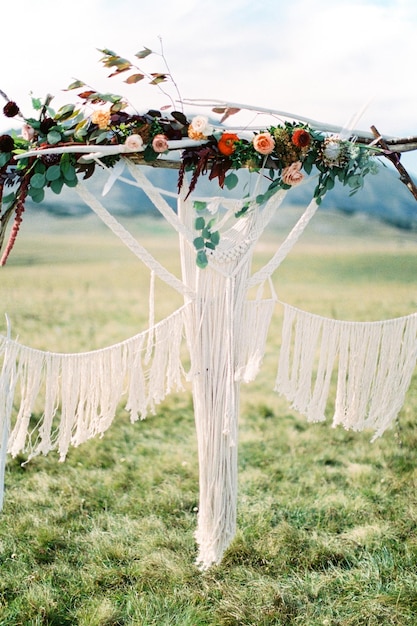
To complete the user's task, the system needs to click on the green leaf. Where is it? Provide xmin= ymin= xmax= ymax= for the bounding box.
xmin=135 ymin=47 xmax=152 ymax=59
xmin=196 ymin=250 xmax=208 ymax=269
xmin=325 ymin=176 xmax=335 ymax=191
xmin=47 ymin=130 xmax=62 ymax=145
xmin=65 ymin=79 xmax=85 ymax=91
xmin=193 ymin=201 xmax=207 ymax=212
xmin=2 ymin=192 xmax=16 ymax=205
xmin=50 ymin=178 xmax=64 ymax=194
xmin=55 ymin=104 xmax=75 ymax=121
xmin=225 ymin=172 xmax=239 ymax=190
xmin=0 ymin=153 xmax=11 ymax=167
xmin=195 ymin=217 xmax=205 ymax=231
xmin=64 ymin=176 xmax=78 ymax=188
xmin=46 ymin=165 xmax=62 ymax=182
xmin=193 ymin=237 xmax=205 ymax=250
xmin=30 ymin=173 xmax=46 ymax=189
xmin=210 ymin=231 xmax=220 ymax=246
xmin=31 ymin=96 xmax=42 ymax=111
xmin=28 ymin=186 xmax=45 ymax=202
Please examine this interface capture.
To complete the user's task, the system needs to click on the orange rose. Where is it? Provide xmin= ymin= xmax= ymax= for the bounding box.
xmin=292 ymin=128 xmax=311 ymax=148
xmin=217 ymin=133 xmax=239 ymax=156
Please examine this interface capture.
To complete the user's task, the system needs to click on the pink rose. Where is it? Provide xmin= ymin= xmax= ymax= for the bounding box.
xmin=21 ymin=123 xmax=35 ymax=141
xmin=124 ymin=134 xmax=144 ymax=152
xmin=152 ymin=134 xmax=169 ymax=153
xmin=281 ymin=161 xmax=304 ymax=186
xmin=253 ymin=132 xmax=275 ymax=155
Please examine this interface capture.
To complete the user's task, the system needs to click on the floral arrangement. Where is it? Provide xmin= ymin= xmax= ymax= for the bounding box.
xmin=0 ymin=46 xmax=379 ymax=266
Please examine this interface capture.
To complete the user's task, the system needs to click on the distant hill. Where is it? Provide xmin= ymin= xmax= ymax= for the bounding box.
xmin=29 ymin=160 xmax=417 ymax=231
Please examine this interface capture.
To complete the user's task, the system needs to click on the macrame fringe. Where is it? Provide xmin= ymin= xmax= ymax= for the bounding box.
xmin=275 ymin=303 xmax=417 ymax=440
xmin=0 ymin=305 xmax=188 ymax=501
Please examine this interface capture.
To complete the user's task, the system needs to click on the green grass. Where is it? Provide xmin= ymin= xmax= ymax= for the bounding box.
xmin=0 ymin=209 xmax=416 ymax=625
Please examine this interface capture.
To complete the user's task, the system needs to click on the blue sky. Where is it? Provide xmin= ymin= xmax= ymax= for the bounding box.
xmin=2 ymin=0 xmax=417 ymax=170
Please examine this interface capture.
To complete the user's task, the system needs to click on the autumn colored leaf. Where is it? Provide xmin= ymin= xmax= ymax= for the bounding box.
xmin=149 ymin=73 xmax=168 ymax=85
xmin=135 ymin=47 xmax=152 ymax=59
xmin=124 ymin=73 xmax=145 ymax=84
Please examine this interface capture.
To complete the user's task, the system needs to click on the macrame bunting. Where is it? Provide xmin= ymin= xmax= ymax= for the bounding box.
xmin=275 ymin=303 xmax=417 ymax=440
xmin=0 ymin=304 xmax=188 ymax=507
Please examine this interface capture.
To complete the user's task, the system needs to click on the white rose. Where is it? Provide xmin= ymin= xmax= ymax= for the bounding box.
xmin=188 ymin=115 xmax=213 ymax=139
xmin=124 ymin=134 xmax=144 ymax=152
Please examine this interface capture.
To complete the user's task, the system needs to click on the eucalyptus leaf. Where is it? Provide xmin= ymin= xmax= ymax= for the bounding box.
xmin=193 ymin=201 xmax=207 ymax=212
xmin=193 ymin=237 xmax=205 ymax=250
xmin=196 ymin=250 xmax=208 ymax=269
xmin=28 ymin=187 xmax=45 ymax=203
xmin=195 ymin=217 xmax=205 ymax=230
xmin=47 ymin=130 xmax=62 ymax=145
xmin=225 ymin=172 xmax=239 ymax=190
xmin=30 ymin=173 xmax=46 ymax=189
xmin=50 ymin=178 xmax=64 ymax=194
xmin=46 ymin=165 xmax=62 ymax=182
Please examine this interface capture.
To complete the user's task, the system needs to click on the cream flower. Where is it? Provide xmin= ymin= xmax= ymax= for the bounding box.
xmin=188 ymin=115 xmax=213 ymax=140
xmin=152 ymin=134 xmax=169 ymax=153
xmin=281 ymin=161 xmax=304 ymax=186
xmin=124 ymin=134 xmax=144 ymax=152
xmin=253 ymin=132 xmax=275 ymax=155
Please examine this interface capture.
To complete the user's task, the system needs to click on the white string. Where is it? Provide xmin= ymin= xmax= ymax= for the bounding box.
xmin=75 ymin=182 xmax=194 ymax=299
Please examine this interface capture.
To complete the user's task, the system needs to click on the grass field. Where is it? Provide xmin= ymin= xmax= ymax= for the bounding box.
xmin=0 ymin=207 xmax=416 ymax=625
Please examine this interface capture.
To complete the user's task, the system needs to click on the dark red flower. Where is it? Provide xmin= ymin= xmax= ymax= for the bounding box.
xmin=39 ymin=117 xmax=56 ymax=134
xmin=218 ymin=133 xmax=239 ymax=156
xmin=3 ymin=101 xmax=20 ymax=118
xmin=292 ymin=128 xmax=311 ymax=148
xmin=0 ymin=134 xmax=14 ymax=152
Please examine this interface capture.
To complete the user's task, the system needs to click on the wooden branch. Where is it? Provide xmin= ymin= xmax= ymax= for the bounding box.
xmin=370 ymin=125 xmax=417 ymax=202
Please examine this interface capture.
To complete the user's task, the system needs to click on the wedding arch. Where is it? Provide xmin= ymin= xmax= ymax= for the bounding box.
xmin=0 ymin=47 xmax=417 ymax=569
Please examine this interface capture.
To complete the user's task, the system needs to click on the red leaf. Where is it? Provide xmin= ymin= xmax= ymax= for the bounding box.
xmin=220 ymin=107 xmax=240 ymax=123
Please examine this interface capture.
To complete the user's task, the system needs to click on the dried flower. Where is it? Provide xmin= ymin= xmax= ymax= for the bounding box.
xmin=217 ymin=133 xmax=239 ymax=157
xmin=124 ymin=134 xmax=144 ymax=152
xmin=152 ymin=134 xmax=169 ymax=153
xmin=92 ymin=109 xmax=111 ymax=130
xmin=292 ymin=128 xmax=311 ymax=148
xmin=0 ymin=134 xmax=14 ymax=153
xmin=253 ymin=132 xmax=275 ymax=155
xmin=281 ymin=160 xmax=304 ymax=186
xmin=188 ymin=115 xmax=213 ymax=140
xmin=3 ymin=101 xmax=20 ymax=118
xmin=321 ymin=137 xmax=348 ymax=167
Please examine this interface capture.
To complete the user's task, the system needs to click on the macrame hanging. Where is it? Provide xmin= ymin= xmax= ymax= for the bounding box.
xmin=1 ymin=53 xmax=417 ymax=567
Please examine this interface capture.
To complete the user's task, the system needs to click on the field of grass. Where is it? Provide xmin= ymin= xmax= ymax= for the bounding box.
xmin=0 ymin=208 xmax=416 ymax=625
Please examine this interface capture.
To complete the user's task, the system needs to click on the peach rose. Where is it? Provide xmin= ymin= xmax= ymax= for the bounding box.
xmin=253 ymin=132 xmax=275 ymax=155
xmin=281 ymin=161 xmax=304 ymax=186
xmin=152 ymin=134 xmax=169 ymax=153
xmin=124 ymin=134 xmax=144 ymax=152
xmin=91 ymin=109 xmax=111 ymax=130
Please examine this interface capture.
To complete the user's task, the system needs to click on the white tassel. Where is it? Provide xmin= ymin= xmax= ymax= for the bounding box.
xmin=275 ymin=303 xmax=417 ymax=439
